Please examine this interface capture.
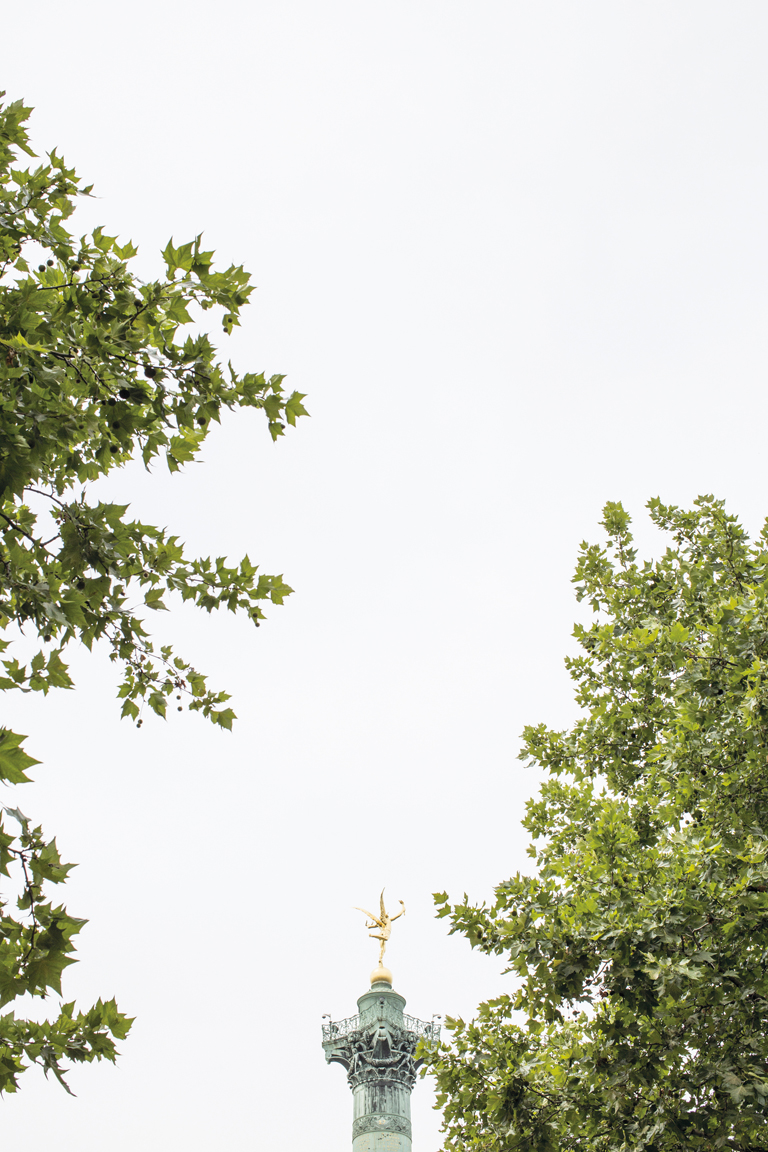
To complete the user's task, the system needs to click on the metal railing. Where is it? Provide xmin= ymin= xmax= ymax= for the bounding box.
xmin=403 ymin=1013 xmax=441 ymax=1042
xmin=322 ymin=1014 xmax=361 ymax=1042
xmin=322 ymin=1010 xmax=441 ymax=1044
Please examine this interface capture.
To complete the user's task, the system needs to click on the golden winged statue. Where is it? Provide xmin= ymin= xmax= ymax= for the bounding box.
xmin=354 ymin=890 xmax=405 ymax=967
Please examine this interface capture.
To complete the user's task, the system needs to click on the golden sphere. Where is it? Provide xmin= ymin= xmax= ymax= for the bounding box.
xmin=370 ymin=965 xmax=393 ymax=986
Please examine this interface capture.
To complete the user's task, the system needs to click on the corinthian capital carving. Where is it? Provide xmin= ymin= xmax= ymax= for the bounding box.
xmin=325 ymin=1019 xmax=420 ymax=1091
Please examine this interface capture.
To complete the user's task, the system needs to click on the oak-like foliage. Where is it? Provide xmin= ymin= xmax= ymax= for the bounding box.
xmin=0 ymin=95 xmax=307 ymax=1092
xmin=427 ymin=498 xmax=768 ymax=1151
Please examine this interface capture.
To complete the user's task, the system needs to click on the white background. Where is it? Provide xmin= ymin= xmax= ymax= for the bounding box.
xmin=2 ymin=3 xmax=768 ymax=1148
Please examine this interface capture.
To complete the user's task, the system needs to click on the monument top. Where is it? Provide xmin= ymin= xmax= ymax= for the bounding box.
xmin=323 ymin=893 xmax=439 ymax=1152
xmin=354 ymin=890 xmax=405 ymax=987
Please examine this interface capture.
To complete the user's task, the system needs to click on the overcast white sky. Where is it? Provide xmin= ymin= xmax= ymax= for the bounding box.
xmin=2 ymin=3 xmax=768 ymax=1149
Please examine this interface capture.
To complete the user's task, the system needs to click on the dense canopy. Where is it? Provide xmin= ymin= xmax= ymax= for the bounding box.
xmin=427 ymin=497 xmax=768 ymax=1152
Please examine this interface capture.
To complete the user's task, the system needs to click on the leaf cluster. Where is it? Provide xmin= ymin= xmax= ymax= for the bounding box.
xmin=427 ymin=497 xmax=768 ymax=1151
xmin=0 ymin=94 xmax=306 ymax=1091
xmin=0 ymin=794 xmax=132 ymax=1092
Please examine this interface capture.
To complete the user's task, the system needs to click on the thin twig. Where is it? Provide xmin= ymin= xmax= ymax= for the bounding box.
xmin=0 ymin=510 xmax=37 ymax=545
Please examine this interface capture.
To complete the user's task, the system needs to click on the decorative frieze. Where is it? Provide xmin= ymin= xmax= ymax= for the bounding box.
xmin=352 ymin=1114 xmax=412 ymax=1139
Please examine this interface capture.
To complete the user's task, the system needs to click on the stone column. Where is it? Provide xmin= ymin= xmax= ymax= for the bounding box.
xmin=323 ymin=970 xmax=439 ymax=1152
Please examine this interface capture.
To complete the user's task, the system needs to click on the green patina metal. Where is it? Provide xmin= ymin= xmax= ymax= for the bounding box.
xmin=322 ymin=979 xmax=440 ymax=1152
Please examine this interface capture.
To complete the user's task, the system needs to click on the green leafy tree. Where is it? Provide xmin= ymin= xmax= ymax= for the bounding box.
xmin=428 ymin=497 xmax=768 ymax=1151
xmin=0 ymin=94 xmax=307 ymax=1092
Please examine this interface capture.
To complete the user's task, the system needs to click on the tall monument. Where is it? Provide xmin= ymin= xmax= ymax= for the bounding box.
xmin=322 ymin=893 xmax=440 ymax=1152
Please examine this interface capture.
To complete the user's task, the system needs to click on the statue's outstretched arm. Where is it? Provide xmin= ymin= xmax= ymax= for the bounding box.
xmin=390 ymin=900 xmax=406 ymax=922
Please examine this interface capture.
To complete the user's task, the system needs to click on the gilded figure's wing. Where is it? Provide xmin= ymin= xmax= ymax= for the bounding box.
xmin=379 ymin=889 xmax=387 ymax=921
xmin=354 ymin=906 xmax=383 ymax=927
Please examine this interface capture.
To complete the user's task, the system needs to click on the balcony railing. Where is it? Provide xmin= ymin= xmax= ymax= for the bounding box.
xmin=322 ymin=1010 xmax=441 ymax=1044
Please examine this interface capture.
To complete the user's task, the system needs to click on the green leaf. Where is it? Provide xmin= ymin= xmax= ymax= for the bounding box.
xmin=0 ymin=731 xmax=39 ymax=784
